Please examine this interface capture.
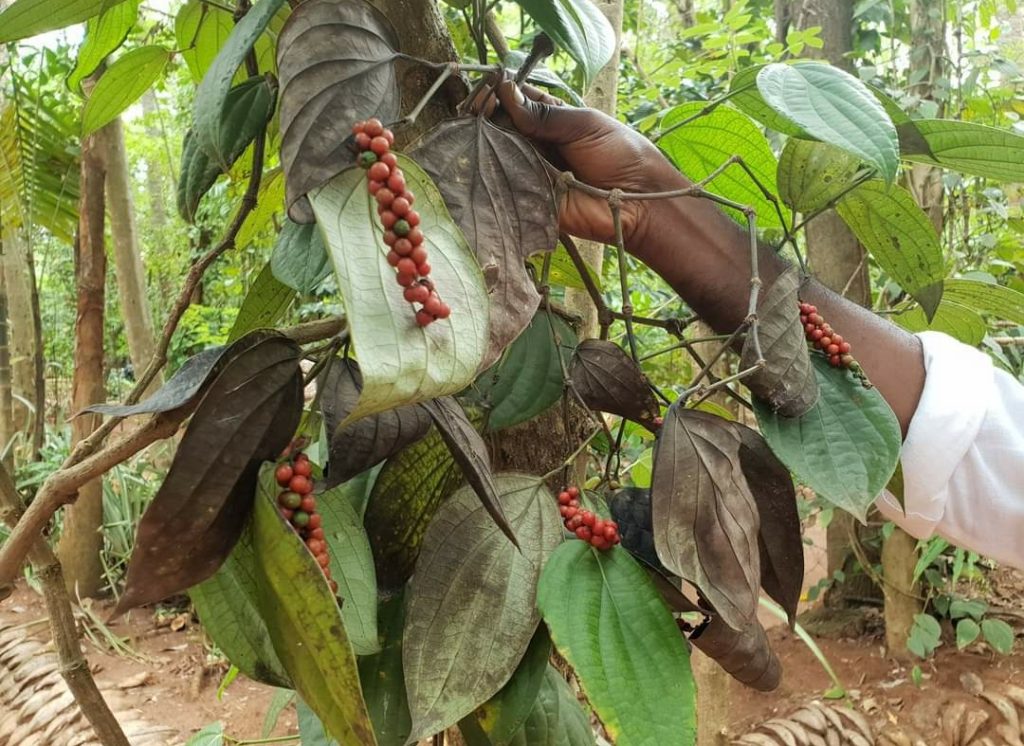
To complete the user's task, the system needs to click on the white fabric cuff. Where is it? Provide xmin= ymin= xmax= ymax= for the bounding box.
xmin=876 ymin=331 xmax=995 ymax=536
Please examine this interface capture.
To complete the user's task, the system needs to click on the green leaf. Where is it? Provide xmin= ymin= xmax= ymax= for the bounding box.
xmin=512 ymin=0 xmax=615 ymax=83
xmin=949 ymin=598 xmax=988 ymax=621
xmin=460 ymin=629 xmax=552 ymax=746
xmin=912 ymin=613 xmax=942 ymax=647
xmin=0 ymin=0 xmax=118 ymax=43
xmin=729 ymin=65 xmax=805 ymax=136
xmin=657 ymin=102 xmax=789 ymax=228
xmin=941 ymin=278 xmax=1024 ymax=326
xmin=189 ymin=525 xmax=292 ymax=688
xmin=537 ymin=542 xmax=696 ymax=746
xmin=237 ymin=168 xmax=286 ymax=250
xmin=527 ymin=244 xmax=601 ymax=292
xmin=176 ymin=0 xmax=233 ymax=83
xmin=297 ymin=699 xmax=340 ymax=746
xmin=358 ymin=593 xmax=412 ymax=746
xmin=67 ymin=0 xmax=139 ymax=92
xmin=177 ymin=77 xmax=277 ymax=224
xmin=262 ymin=689 xmax=296 ymax=737
xmin=892 ymin=301 xmax=986 ymax=346
xmin=81 ymin=45 xmax=170 ymax=136
xmin=836 ymin=180 xmax=945 ymax=316
xmin=185 ymin=722 xmax=225 ymax=746
xmin=777 ymin=138 xmax=863 ymax=214
xmin=981 ymin=619 xmax=1016 ymax=654
xmin=193 ymin=0 xmax=286 ymax=167
xmin=310 ymin=156 xmax=489 ymax=422
xmin=956 ymin=618 xmax=979 ymax=650
xmin=271 ymin=219 xmax=331 ymax=294
xmin=753 ymin=355 xmax=901 ymax=521
xmin=404 ymin=475 xmax=563 ymax=741
xmin=757 ymin=62 xmax=899 ymax=184
xmin=315 ymin=483 xmax=379 ymax=655
xmin=251 ymin=466 xmax=378 ymax=745
xmin=898 ymin=119 xmax=1024 ymax=183
xmin=502 ymin=666 xmax=595 ymax=746
xmin=479 ymin=311 xmax=576 ymax=432
xmin=227 ymin=262 xmax=296 ymax=343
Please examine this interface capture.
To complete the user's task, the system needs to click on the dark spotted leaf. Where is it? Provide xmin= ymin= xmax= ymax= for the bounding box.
xmin=458 ymin=627 xmax=552 ymax=746
xmin=320 ymin=358 xmax=432 ymax=488
xmin=537 ymin=541 xmax=695 ymax=745
xmin=477 ymin=311 xmax=576 ymax=432
xmin=178 ymin=76 xmax=277 ymax=223
xmin=690 ymin=615 xmax=781 ymax=692
xmin=421 ymin=397 xmax=516 ymax=547
xmin=651 ymin=407 xmax=760 ymax=631
xmin=270 ymin=219 xmax=331 ymax=294
xmin=733 ymin=427 xmax=803 ymax=628
xmin=569 ymin=340 xmax=660 ymax=430
xmin=193 ymin=0 xmax=285 ymax=168
xmin=404 ymin=475 xmax=561 ymax=742
xmin=776 ymin=138 xmax=863 ymax=214
xmin=251 ymin=465 xmax=377 ymax=744
xmin=189 ymin=519 xmax=291 ymax=688
xmin=358 ymin=593 xmax=412 ymax=746
xmin=754 ymin=355 xmax=901 ymax=521
xmin=741 ymin=264 xmax=818 ymax=417
xmin=83 ymin=332 xmax=262 ymax=417
xmin=116 ymin=334 xmax=302 ymax=613
xmin=608 ymin=486 xmax=783 ymax=690
xmin=277 ymin=0 xmax=399 ymax=222
xmin=227 ymin=262 xmax=296 ymax=342
xmin=363 ymin=429 xmax=464 ymax=590
xmin=412 ymin=118 xmax=558 ymax=367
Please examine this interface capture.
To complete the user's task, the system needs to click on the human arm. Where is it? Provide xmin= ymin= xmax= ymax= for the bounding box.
xmin=489 ymin=80 xmax=926 ymax=434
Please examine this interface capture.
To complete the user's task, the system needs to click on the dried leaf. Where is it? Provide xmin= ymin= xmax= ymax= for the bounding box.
xmin=277 ymin=0 xmax=400 ymax=222
xmin=690 ymin=615 xmax=781 ymax=692
xmin=569 ymin=340 xmax=660 ymax=429
xmin=412 ymin=118 xmax=558 ymax=366
xmin=651 ymin=407 xmax=760 ymax=631
xmin=115 ymin=334 xmax=303 ymax=614
xmin=319 ymin=358 xmax=431 ymax=488
xmin=421 ymin=397 xmax=516 ymax=546
xmin=741 ymin=265 xmax=818 ymax=418
xmin=734 ymin=427 xmax=803 ymax=628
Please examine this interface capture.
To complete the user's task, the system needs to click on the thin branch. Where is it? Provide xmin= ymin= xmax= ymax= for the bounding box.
xmin=611 ymin=193 xmax=640 ymax=363
xmin=0 ymin=465 xmax=130 ymax=746
xmin=649 ymin=84 xmax=754 ymax=143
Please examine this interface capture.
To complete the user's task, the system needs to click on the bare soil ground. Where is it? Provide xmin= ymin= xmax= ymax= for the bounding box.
xmin=2 ymin=567 xmax=1022 ymax=745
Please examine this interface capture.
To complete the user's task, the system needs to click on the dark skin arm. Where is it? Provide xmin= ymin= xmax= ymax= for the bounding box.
xmin=489 ymin=80 xmax=925 ymax=435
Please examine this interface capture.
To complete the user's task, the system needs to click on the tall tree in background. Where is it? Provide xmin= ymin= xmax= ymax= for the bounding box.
xmin=57 ymin=106 xmax=107 ymax=598
xmin=105 ymin=116 xmax=157 ymax=385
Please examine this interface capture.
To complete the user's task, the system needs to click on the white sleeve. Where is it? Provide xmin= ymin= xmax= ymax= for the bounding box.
xmin=876 ymin=331 xmax=1024 ymax=569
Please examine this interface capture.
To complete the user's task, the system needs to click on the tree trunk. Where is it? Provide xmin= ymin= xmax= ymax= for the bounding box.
xmin=104 ymin=116 xmax=157 ymax=385
xmin=881 ymin=0 xmax=944 ymax=660
xmin=27 ymin=235 xmax=44 ymax=457
xmin=2 ymin=226 xmax=37 ymax=442
xmin=565 ymin=0 xmax=624 ymax=338
xmin=779 ymin=0 xmax=877 ymax=609
xmin=139 ymin=90 xmax=169 ymax=234
xmin=57 ymin=121 xmax=107 ymax=598
xmin=0 ymin=245 xmax=13 ymax=472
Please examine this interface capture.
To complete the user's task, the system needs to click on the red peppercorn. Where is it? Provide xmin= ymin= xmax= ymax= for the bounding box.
xmin=405 ymin=210 xmax=420 ymax=227
xmin=558 ymin=491 xmax=572 ymax=505
xmin=810 ymin=328 xmax=824 ymax=341
xmin=364 ymin=118 xmax=384 ymax=137
xmin=386 ymin=250 xmax=401 ymax=267
xmin=380 ymin=210 xmax=398 ymax=229
xmin=839 ymin=342 xmax=851 ymax=354
xmin=310 ymin=528 xmax=325 ymax=541
xmin=415 ymin=310 xmax=434 ymax=327
xmin=575 ymin=526 xmax=592 ymax=541
xmin=409 ymin=246 xmax=428 ymax=265
xmin=368 ymin=162 xmax=391 ymax=182
xmin=308 ymin=514 xmax=322 ymax=530
xmin=354 ymin=132 xmax=371 ymax=150
xmin=826 ymin=344 xmax=839 ymax=355
xmin=299 ymin=496 xmax=317 ymax=513
xmin=370 ymin=136 xmax=390 ymax=155
xmin=435 ymin=303 xmax=451 ymax=320
xmin=396 ymin=271 xmax=416 ymax=287
xmin=591 ymin=536 xmax=610 ymax=551
xmin=307 ymin=539 xmax=325 ymax=555
xmin=293 ymin=460 xmax=312 ymax=478
xmin=407 ymin=227 xmax=424 ymax=246
xmin=289 ymin=475 xmax=312 ymax=495
xmin=375 ymin=188 xmax=395 ymax=207
xmin=423 ymin=294 xmax=443 ymax=317
xmin=380 ymin=152 xmax=397 ymax=168
xmin=317 ymin=553 xmax=330 ymax=568
xmin=383 ymin=230 xmax=398 ymax=247
xmin=416 ymin=261 xmax=431 ymax=277
xmin=275 ymin=464 xmax=293 ymax=487
xmin=387 ymin=172 xmax=406 ymax=193
xmin=391 ymin=197 xmax=411 ymax=217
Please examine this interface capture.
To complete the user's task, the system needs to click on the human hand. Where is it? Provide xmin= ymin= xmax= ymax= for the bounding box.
xmin=482 ymin=79 xmax=690 ymax=248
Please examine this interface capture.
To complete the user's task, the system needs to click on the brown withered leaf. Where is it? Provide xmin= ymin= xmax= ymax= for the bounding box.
xmin=734 ymin=426 xmax=803 ymax=628
xmin=740 ymin=264 xmax=818 ymax=417
xmin=569 ymin=339 xmax=660 ymax=430
xmin=421 ymin=397 xmax=517 ymax=547
xmin=411 ymin=118 xmax=558 ymax=367
xmin=690 ymin=614 xmax=781 ymax=692
xmin=650 ymin=406 xmax=760 ymax=631
xmin=115 ymin=335 xmax=303 ymax=614
xmin=319 ymin=358 xmax=431 ymax=488
xmin=277 ymin=0 xmax=400 ymax=223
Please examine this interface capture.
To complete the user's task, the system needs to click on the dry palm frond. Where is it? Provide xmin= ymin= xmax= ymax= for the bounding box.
xmin=0 ymin=624 xmax=176 ymax=746
xmin=733 ymin=701 xmax=874 ymax=746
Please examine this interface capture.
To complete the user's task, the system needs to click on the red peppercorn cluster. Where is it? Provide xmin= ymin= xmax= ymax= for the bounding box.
xmin=799 ymin=302 xmax=855 ymax=369
xmin=351 ymin=118 xmax=450 ymax=327
xmin=557 ymin=486 xmax=621 ymax=551
xmin=275 ymin=450 xmax=338 ymax=594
